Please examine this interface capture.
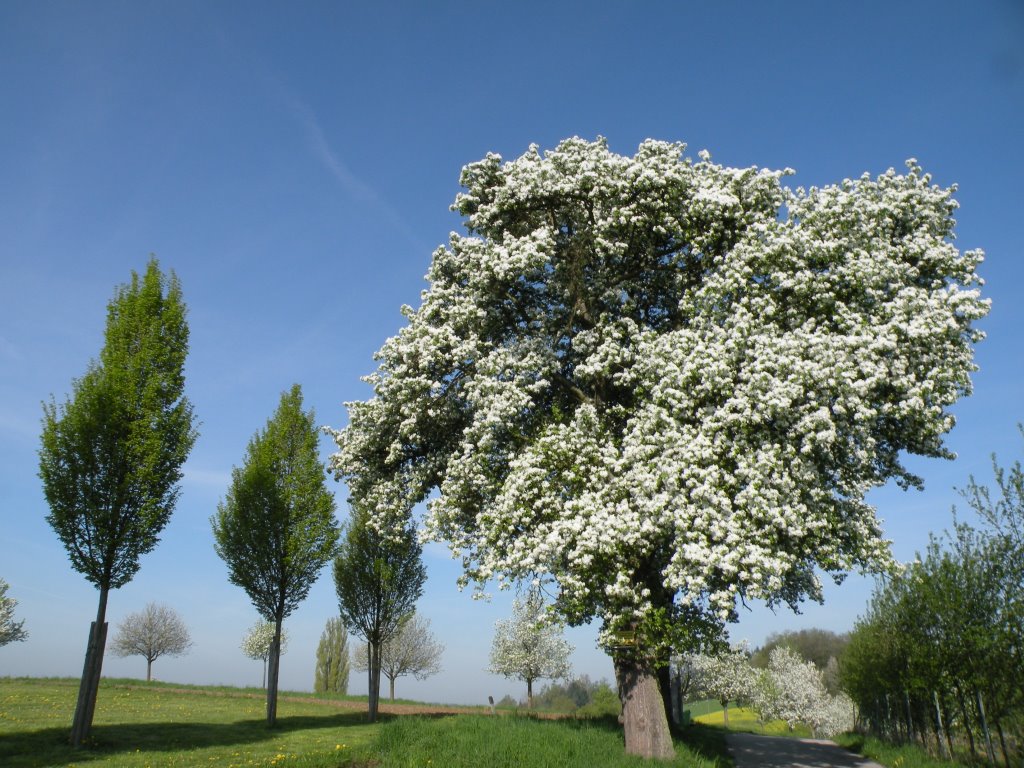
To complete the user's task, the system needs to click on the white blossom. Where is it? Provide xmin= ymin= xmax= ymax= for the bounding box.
xmin=327 ymin=137 xmax=988 ymax=656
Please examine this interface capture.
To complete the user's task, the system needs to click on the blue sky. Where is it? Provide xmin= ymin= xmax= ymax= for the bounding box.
xmin=1 ymin=1 xmax=1022 ymax=706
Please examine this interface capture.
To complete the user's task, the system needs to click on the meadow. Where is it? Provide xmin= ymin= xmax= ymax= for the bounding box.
xmin=0 ymin=678 xmax=730 ymax=768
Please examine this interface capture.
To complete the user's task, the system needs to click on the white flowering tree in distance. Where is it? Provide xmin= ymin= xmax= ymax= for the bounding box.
xmin=488 ymin=587 xmax=573 ymax=708
xmin=328 ymin=137 xmax=987 ymax=759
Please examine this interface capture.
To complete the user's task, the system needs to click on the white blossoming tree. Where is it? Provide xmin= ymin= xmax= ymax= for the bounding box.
xmin=488 ymin=588 xmax=573 ymax=708
xmin=751 ymin=646 xmax=854 ymax=737
xmin=691 ymin=644 xmax=754 ymax=727
xmin=0 ymin=578 xmax=28 ymax=647
xmin=328 ymin=137 xmax=987 ymax=759
xmin=241 ymin=621 xmax=288 ymax=689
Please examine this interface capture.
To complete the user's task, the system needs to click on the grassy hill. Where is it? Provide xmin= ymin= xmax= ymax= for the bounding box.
xmin=0 ymin=677 xmax=731 ymax=767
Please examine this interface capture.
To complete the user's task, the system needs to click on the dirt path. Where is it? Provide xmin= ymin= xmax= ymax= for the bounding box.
xmin=726 ymin=732 xmax=886 ymax=768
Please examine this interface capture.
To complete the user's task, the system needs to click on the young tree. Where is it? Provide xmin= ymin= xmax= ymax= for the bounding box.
xmin=110 ymin=602 xmax=191 ymax=681
xmin=352 ymin=613 xmax=442 ymax=700
xmin=691 ymin=644 xmax=754 ymax=727
xmin=753 ymin=645 xmax=854 ymax=738
xmin=241 ymin=621 xmax=289 ymax=689
xmin=488 ymin=588 xmax=573 ymax=709
xmin=212 ymin=385 xmax=339 ymax=726
xmin=328 ymin=138 xmax=988 ymax=758
xmin=0 ymin=578 xmax=28 ymax=647
xmin=333 ymin=506 xmax=425 ymax=722
xmin=39 ymin=258 xmax=197 ymax=746
xmin=314 ymin=616 xmax=350 ymax=694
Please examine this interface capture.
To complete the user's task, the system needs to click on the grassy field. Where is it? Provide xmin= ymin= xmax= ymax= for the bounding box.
xmin=0 ymin=678 xmax=731 ymax=767
xmin=684 ymin=699 xmax=811 ymax=738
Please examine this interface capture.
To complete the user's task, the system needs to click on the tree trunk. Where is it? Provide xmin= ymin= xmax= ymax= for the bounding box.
xmin=615 ymin=655 xmax=675 ymax=761
xmin=146 ymin=658 xmax=153 ymax=682
xmin=266 ymin=618 xmax=283 ymax=726
xmin=956 ymin=687 xmax=977 ymax=757
xmin=367 ymin=641 xmax=380 ymax=723
xmin=71 ymin=585 xmax=109 ymax=748
xmin=722 ymin=700 xmax=729 ymax=728
xmin=527 ymin=678 xmax=534 ymax=710
xmin=389 ymin=674 xmax=396 ymax=702
xmin=995 ymin=721 xmax=1010 ymax=768
xmin=657 ymin=664 xmax=674 ymax=730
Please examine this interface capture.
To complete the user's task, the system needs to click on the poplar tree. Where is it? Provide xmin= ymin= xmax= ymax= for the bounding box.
xmin=314 ymin=616 xmax=350 ymax=694
xmin=39 ymin=258 xmax=196 ymax=746
xmin=212 ymin=384 xmax=339 ymax=726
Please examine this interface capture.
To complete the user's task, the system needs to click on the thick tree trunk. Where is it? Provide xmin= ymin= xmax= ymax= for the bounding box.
xmin=527 ymin=678 xmax=534 ymax=709
xmin=266 ymin=618 xmax=283 ymax=726
xmin=146 ymin=658 xmax=153 ymax=682
xmin=71 ymin=585 xmax=109 ymax=748
xmin=722 ymin=700 xmax=729 ymax=728
xmin=615 ymin=656 xmax=675 ymax=761
xmin=389 ymin=674 xmax=396 ymax=702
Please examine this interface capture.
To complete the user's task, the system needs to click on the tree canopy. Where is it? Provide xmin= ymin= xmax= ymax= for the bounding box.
xmin=328 ymin=137 xmax=987 ymax=758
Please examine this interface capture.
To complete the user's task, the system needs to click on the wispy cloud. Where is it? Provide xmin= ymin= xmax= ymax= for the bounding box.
xmin=0 ymin=334 xmax=24 ymax=363
xmin=288 ymin=98 xmax=377 ymax=203
xmin=273 ymin=84 xmax=426 ymax=251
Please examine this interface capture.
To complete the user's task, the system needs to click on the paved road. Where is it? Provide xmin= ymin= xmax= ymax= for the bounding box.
xmin=726 ymin=732 xmax=886 ymax=768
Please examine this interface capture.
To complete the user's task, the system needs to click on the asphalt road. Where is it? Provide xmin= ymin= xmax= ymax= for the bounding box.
xmin=726 ymin=732 xmax=886 ymax=768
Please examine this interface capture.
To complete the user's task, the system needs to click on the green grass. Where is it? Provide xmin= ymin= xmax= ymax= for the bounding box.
xmin=0 ymin=678 xmax=730 ymax=767
xmin=372 ymin=714 xmax=731 ymax=767
xmin=835 ymin=733 xmax=972 ymax=768
xmin=0 ymin=677 xmax=377 ymax=767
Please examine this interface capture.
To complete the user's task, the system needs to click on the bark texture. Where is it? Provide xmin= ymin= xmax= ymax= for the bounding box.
xmin=615 ymin=656 xmax=675 ymax=761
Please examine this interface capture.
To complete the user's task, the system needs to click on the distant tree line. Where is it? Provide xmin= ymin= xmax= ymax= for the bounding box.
xmin=497 ymin=675 xmax=620 ymax=717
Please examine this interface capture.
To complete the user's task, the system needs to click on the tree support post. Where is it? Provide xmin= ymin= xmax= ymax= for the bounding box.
xmin=975 ymin=689 xmax=996 ymax=766
xmin=932 ymin=690 xmax=948 ymax=760
xmin=70 ymin=620 xmax=107 ymax=747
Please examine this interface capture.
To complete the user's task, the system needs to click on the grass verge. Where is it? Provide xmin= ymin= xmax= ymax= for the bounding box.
xmin=1 ymin=677 xmax=730 ymax=767
xmin=835 ymin=732 xmax=972 ymax=768
xmin=372 ymin=714 xmax=731 ymax=767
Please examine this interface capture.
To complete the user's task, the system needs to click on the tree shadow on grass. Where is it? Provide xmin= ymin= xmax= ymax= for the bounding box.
xmin=531 ymin=715 xmax=732 ymax=766
xmin=0 ymin=711 xmax=368 ymax=768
